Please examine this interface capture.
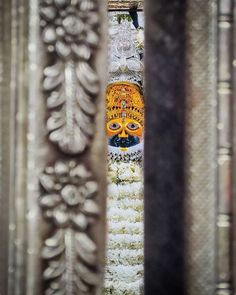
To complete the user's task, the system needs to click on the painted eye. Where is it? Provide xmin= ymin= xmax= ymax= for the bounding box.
xmin=109 ymin=122 xmax=121 ymax=130
xmin=127 ymin=122 xmax=139 ymax=130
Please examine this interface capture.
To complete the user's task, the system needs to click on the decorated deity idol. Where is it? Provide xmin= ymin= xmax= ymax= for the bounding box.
xmin=105 ymin=12 xmax=144 ymax=295
xmin=106 ymin=81 xmax=144 ymax=150
xmin=106 ymin=14 xmax=144 ymax=163
xmin=106 ymin=80 xmax=144 ymax=162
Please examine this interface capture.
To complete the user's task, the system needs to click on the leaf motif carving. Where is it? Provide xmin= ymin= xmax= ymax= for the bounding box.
xmin=42 ymin=228 xmax=100 ymax=294
xmin=41 ymin=0 xmax=100 ymax=155
xmin=39 ymin=0 xmax=102 ymax=293
xmin=43 ymin=60 xmax=98 ymax=154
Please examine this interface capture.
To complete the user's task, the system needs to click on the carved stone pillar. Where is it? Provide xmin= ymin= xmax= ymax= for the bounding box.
xmin=1 ymin=1 xmax=236 ymax=295
xmin=0 ymin=0 xmax=107 ymax=294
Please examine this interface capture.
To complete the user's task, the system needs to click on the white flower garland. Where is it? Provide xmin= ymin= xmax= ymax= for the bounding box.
xmin=108 ymin=161 xmax=143 ymax=185
xmin=105 ymin=159 xmax=144 ymax=295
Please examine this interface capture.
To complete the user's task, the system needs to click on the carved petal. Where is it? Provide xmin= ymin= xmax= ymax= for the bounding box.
xmin=61 ymin=184 xmax=83 ymax=206
xmin=82 ymin=199 xmax=99 ymax=215
xmin=75 ymin=263 xmax=100 ymax=285
xmin=55 ymin=41 xmax=71 ymax=59
xmin=75 ymin=232 xmax=96 ymax=253
xmin=71 ymin=44 xmax=91 ymax=60
xmin=54 ymin=161 xmax=69 ymax=175
xmin=48 ymin=127 xmax=64 ymax=145
xmin=86 ymin=12 xmax=100 ymax=26
xmin=49 ymin=126 xmax=88 ymax=156
xmin=76 ymin=62 xmax=99 ymax=95
xmin=47 ymin=91 xmax=65 ymax=109
xmin=43 ymin=74 xmax=64 ymax=91
xmin=43 ymin=262 xmax=65 ymax=280
xmin=54 ymin=0 xmax=70 ymax=8
xmin=76 ymin=86 xmax=96 ymax=115
xmin=40 ymin=6 xmax=57 ymax=21
xmin=75 ymin=277 xmax=90 ymax=292
xmin=76 ymin=243 xmax=97 ymax=265
xmin=70 ymin=164 xmax=91 ymax=179
xmin=49 ymin=123 xmax=90 ymax=154
xmin=45 ymin=288 xmax=65 ymax=295
xmin=45 ymin=230 xmax=63 ymax=247
xmin=42 ymin=26 xmax=57 ymax=44
xmin=40 ymin=174 xmax=56 ymax=192
xmin=75 ymin=109 xmax=94 ymax=136
xmin=71 ymin=213 xmax=88 ymax=230
xmin=53 ymin=210 xmax=69 ymax=227
xmin=85 ymin=30 xmax=99 ymax=47
xmin=80 ymin=0 xmax=97 ymax=11
xmin=44 ymin=61 xmax=63 ymax=77
xmin=47 ymin=111 xmax=65 ymax=131
xmin=40 ymin=194 xmax=61 ymax=208
xmin=68 ymin=131 xmax=89 ymax=155
xmin=47 ymin=279 xmax=62 ymax=291
xmin=62 ymin=15 xmax=84 ymax=36
xmin=42 ymin=243 xmax=65 ymax=259
xmin=84 ymin=181 xmax=98 ymax=198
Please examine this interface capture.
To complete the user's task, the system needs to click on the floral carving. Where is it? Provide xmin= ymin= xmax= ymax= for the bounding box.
xmin=39 ymin=0 xmax=103 ymax=293
xmin=40 ymin=0 xmax=99 ymax=59
xmin=40 ymin=0 xmax=100 ymax=154
xmin=39 ymin=161 xmax=100 ymax=294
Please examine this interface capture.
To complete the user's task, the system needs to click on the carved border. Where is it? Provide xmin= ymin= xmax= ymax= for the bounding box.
xmin=40 ymin=0 xmax=100 ymax=154
xmin=0 ymin=1 xmax=11 ymax=293
xmin=232 ymin=0 xmax=236 ymax=292
xmin=37 ymin=0 xmax=106 ymax=294
xmin=0 ymin=0 xmax=29 ymax=294
xmin=216 ymin=1 xmax=234 ymax=294
xmin=39 ymin=161 xmax=100 ymax=294
xmin=185 ymin=0 xmax=217 ymax=294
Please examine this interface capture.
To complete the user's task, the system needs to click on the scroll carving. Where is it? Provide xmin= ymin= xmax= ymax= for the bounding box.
xmin=39 ymin=0 xmax=103 ymax=294
xmin=39 ymin=161 xmax=100 ymax=294
xmin=40 ymin=0 xmax=100 ymax=154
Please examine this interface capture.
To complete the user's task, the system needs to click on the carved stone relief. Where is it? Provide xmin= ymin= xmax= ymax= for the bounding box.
xmin=1 ymin=0 xmax=236 ymax=295
xmin=39 ymin=0 xmax=106 ymax=294
xmin=39 ymin=161 xmax=100 ymax=294
xmin=40 ymin=0 xmax=100 ymax=154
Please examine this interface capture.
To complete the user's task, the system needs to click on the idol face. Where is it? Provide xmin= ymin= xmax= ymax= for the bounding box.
xmin=107 ymin=117 xmax=143 ymax=148
xmin=107 ymin=118 xmax=142 ymax=138
xmin=106 ymin=82 xmax=144 ymax=150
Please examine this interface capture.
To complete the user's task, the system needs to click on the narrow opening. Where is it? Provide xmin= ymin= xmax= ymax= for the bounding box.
xmin=104 ymin=2 xmax=144 ymax=294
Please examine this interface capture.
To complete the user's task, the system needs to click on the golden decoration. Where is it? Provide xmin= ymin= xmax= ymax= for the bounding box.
xmin=106 ymin=82 xmax=144 ymax=126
